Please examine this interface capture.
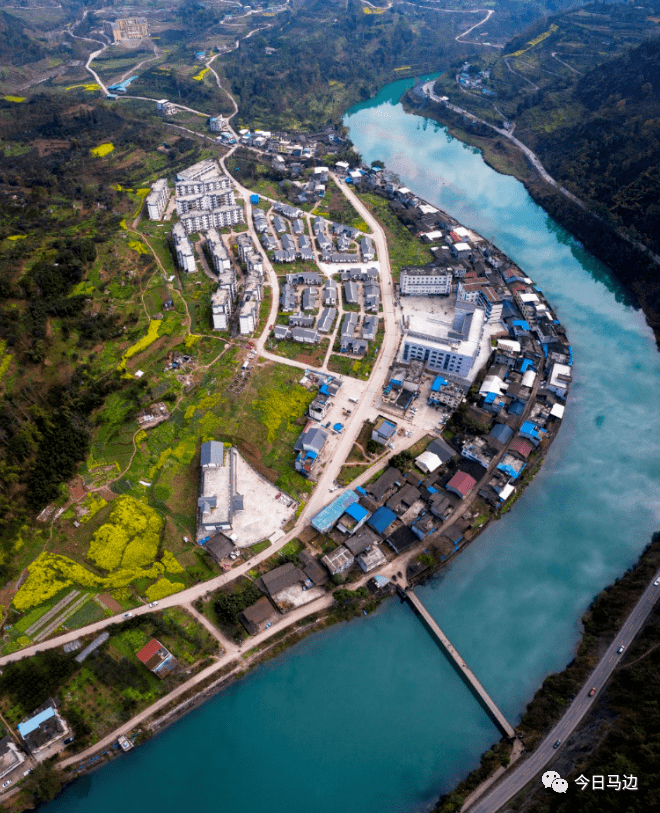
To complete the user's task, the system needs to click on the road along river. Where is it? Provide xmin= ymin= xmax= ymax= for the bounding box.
xmin=42 ymin=77 xmax=660 ymax=813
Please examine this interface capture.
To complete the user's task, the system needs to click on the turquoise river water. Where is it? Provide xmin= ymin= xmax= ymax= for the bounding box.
xmin=44 ymin=78 xmax=660 ymax=813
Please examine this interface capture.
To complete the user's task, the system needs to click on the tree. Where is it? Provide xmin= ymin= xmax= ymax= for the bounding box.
xmin=23 ymin=759 xmax=62 ymax=803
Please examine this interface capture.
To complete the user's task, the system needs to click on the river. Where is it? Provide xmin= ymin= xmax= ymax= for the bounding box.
xmin=43 ymin=78 xmax=660 ymax=813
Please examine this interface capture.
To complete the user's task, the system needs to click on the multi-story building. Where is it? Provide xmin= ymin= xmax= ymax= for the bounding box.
xmin=400 ymin=267 xmax=452 ymax=296
xmin=209 ymin=116 xmax=227 ymax=132
xmin=211 ymin=286 xmax=232 ymax=331
xmin=401 ymin=306 xmax=484 ymax=378
xmin=179 ymin=205 xmax=244 ymax=234
xmin=457 ymin=280 xmax=503 ymax=323
xmin=206 ymin=229 xmax=231 ymax=275
xmin=145 ymin=178 xmax=170 ymax=220
xmin=176 ymin=189 xmax=236 ymax=215
xmin=171 ymin=223 xmax=196 ymax=273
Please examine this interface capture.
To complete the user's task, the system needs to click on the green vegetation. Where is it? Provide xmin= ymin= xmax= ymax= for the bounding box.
xmin=212 ymin=578 xmax=263 ymax=641
xmin=355 ymin=192 xmax=433 ymax=277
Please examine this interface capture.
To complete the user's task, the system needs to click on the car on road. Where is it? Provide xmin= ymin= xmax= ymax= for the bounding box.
xmin=589 ymin=687 xmax=596 ymax=696
xmin=552 ymin=740 xmax=561 ymax=749
xmin=123 ymin=612 xmax=134 ymax=619
xmin=617 ymin=644 xmax=625 ymax=653
xmin=654 ymin=577 xmax=660 ymax=586
xmin=149 ymin=601 xmax=159 ymax=608
xmin=2 ymin=780 xmax=11 ymax=788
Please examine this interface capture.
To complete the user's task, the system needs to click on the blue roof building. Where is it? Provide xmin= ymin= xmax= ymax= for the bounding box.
xmin=345 ymin=502 xmax=368 ymax=522
xmin=431 ymin=376 xmax=448 ymax=392
xmin=311 ymin=490 xmax=359 ymax=533
xmin=488 ymin=423 xmax=514 ymax=445
xmin=18 ymin=708 xmax=55 ymax=738
xmin=367 ymin=506 xmax=397 ymax=534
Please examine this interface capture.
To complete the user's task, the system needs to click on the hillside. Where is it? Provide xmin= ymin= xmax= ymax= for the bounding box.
xmin=422 ymin=2 xmax=660 ymax=342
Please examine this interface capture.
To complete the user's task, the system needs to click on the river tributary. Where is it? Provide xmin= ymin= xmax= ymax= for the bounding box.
xmin=44 ymin=77 xmax=660 ymax=813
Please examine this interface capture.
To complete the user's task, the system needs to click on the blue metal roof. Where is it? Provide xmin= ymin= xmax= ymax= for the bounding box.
xmin=484 ymin=392 xmax=496 ymax=404
xmin=367 ymin=506 xmax=397 ymax=534
xmin=319 ymin=384 xmax=330 ymax=395
xmin=520 ymin=421 xmax=538 ymax=437
xmin=520 ymin=358 xmax=534 ymax=372
xmin=333 ymin=423 xmax=343 ymax=432
xmin=512 ymin=319 xmax=530 ymax=330
xmin=345 ymin=502 xmax=368 ymax=522
xmin=311 ymin=490 xmax=359 ymax=533
xmin=355 ymin=486 xmax=367 ymax=496
xmin=431 ymin=376 xmax=448 ymax=392
xmin=508 ymin=401 xmax=525 ymax=416
xmin=18 ymin=707 xmax=55 ymax=737
xmin=489 ymin=423 xmax=514 ymax=444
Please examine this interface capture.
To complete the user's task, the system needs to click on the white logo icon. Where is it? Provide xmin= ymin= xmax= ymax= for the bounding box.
xmin=542 ymin=771 xmax=560 ymax=789
xmin=552 ymin=778 xmax=568 ymax=793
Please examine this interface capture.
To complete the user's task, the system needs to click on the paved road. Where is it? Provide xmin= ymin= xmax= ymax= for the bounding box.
xmin=467 ymin=572 xmax=660 ymax=812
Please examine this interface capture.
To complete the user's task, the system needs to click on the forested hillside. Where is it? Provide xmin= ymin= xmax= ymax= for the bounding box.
xmin=534 ymin=40 xmax=660 ymax=254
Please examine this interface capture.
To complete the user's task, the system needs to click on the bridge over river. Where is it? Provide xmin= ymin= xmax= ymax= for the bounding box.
xmin=401 ymin=587 xmax=516 ymax=740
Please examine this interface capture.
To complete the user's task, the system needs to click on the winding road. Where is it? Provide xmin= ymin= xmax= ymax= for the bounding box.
xmin=466 ymin=571 xmax=660 ymax=812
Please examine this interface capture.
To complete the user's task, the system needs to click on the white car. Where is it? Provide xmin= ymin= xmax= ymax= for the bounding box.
xmin=654 ymin=577 xmax=660 ymax=586
xmin=123 ymin=612 xmax=134 ymax=619
xmin=149 ymin=601 xmax=159 ymax=608
xmin=2 ymin=780 xmax=11 ymax=788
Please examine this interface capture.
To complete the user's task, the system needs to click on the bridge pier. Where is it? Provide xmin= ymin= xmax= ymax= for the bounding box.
xmin=404 ymin=588 xmax=516 ymax=740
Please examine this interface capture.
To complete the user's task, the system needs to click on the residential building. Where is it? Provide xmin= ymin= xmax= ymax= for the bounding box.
xmin=146 ymin=178 xmax=170 ymax=220
xmin=302 ymin=287 xmax=318 ymax=311
xmin=400 ymin=267 xmax=452 ymax=296
xmin=364 ymin=283 xmax=380 ymax=311
xmin=386 ymin=484 xmax=421 ymax=515
xmin=175 ymin=159 xmax=232 ymax=194
xmin=136 ymin=639 xmax=177 ymax=678
xmin=203 ymin=532 xmax=234 ymax=563
xmin=171 ymin=222 xmax=196 ymax=273
xmin=0 ymin=736 xmax=25 ymax=779
xmin=238 ymin=294 xmax=259 ymax=335
xmin=206 ymin=229 xmax=232 ymax=276
xmin=310 ymin=489 xmax=360 ymax=533
xmin=546 ymin=362 xmax=572 ymax=399
xmin=360 ymin=236 xmax=375 ymax=261
xmin=336 ymin=502 xmax=370 ymax=535
xmin=252 ymin=208 xmax=268 ymax=233
xmin=239 ymin=597 xmax=278 ymax=635
xmin=259 ymin=562 xmax=307 ymax=609
xmin=371 ymin=416 xmax=396 ymax=445
xmin=362 ymin=315 xmax=378 ymax=341
xmin=287 ymin=271 xmax=322 ymax=286
xmin=386 ymin=525 xmax=417 ymax=555
xmin=280 ymin=283 xmax=296 ymax=312
xmin=344 ymin=281 xmax=359 ymax=305
xmin=322 ymin=546 xmax=355 ymax=575
xmin=18 ymin=703 xmax=70 ymax=755
xmin=209 ymin=115 xmax=227 ymax=132
xmin=211 ymin=286 xmax=232 ymax=330
xmin=367 ymin=467 xmax=403 ymax=503
xmin=289 ymin=313 xmax=315 ymax=328
xmin=445 ymin=470 xmax=477 ymax=498
xmin=341 ymin=312 xmax=358 ymax=339
xmin=179 ymin=205 xmax=244 ymax=234
xmin=317 ymin=307 xmax=336 ymax=333
xmin=358 ymin=546 xmax=386 ymax=573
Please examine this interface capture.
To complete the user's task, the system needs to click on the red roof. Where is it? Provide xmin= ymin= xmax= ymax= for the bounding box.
xmin=446 ymin=471 xmax=477 ymax=497
xmin=509 ymin=437 xmax=534 ymax=459
xmin=136 ymin=639 xmax=163 ymax=665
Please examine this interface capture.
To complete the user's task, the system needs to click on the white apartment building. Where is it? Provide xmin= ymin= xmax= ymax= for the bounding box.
xmin=146 ymin=178 xmax=170 ymax=220
xmin=206 ymin=229 xmax=231 ymax=274
xmin=171 ymin=222 xmax=197 ymax=273
xmin=400 ymin=267 xmax=452 ymax=296
xmin=179 ymin=205 xmax=244 ymax=234
xmin=211 ymin=286 xmax=232 ymax=330
xmin=175 ymin=189 xmax=236 ymax=215
xmin=457 ymin=280 xmax=503 ymax=323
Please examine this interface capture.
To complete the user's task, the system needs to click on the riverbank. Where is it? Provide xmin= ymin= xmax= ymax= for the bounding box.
xmin=431 ymin=531 xmax=660 ymax=813
xmin=401 ymin=91 xmax=660 ymax=348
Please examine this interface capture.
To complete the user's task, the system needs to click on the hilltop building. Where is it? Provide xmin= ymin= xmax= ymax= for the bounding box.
xmin=111 ymin=17 xmax=149 ymax=42
xmin=146 ymin=178 xmax=170 ymax=220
